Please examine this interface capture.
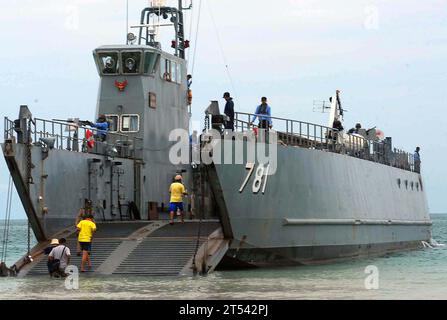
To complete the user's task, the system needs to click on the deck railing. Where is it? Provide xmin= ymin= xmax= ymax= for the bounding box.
xmin=4 ymin=117 xmax=14 ymax=141
xmin=4 ymin=117 xmax=143 ymax=160
xmin=205 ymin=112 xmax=415 ymax=173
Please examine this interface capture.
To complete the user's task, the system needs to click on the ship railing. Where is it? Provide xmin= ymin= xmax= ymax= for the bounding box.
xmin=232 ymin=111 xmax=366 ymax=152
xmin=3 ymin=116 xmax=143 ymax=160
xmin=235 ymin=113 xmax=335 ymax=149
xmin=4 ymin=117 xmax=15 ymax=141
xmin=203 ymin=112 xmax=416 ymax=173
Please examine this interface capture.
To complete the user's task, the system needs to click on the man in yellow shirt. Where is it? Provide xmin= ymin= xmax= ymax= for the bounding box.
xmin=169 ymin=175 xmax=187 ymax=225
xmin=75 ymin=200 xmax=95 ymax=256
xmin=76 ymin=214 xmax=97 ymax=272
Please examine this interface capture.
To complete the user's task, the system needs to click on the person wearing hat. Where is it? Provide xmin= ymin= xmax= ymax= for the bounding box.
xmin=223 ymin=92 xmax=235 ymax=131
xmin=90 ymin=114 xmax=109 ymax=142
xmin=169 ymin=175 xmax=188 ymax=225
xmin=348 ymin=123 xmax=362 ymax=135
xmin=187 ymin=75 xmax=193 ymax=105
xmin=42 ymin=239 xmax=60 ymax=256
xmin=48 ymin=238 xmax=71 ymax=278
xmin=187 ymin=74 xmax=193 ymax=89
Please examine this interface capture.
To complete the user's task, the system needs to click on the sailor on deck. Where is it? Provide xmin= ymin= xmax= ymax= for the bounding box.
xmin=414 ymin=147 xmax=421 ymax=173
xmin=348 ymin=123 xmax=362 ymax=135
xmin=187 ymin=75 xmax=193 ymax=105
xmin=250 ymin=97 xmax=272 ymax=130
xmin=90 ymin=114 xmax=109 ymax=142
xmin=223 ymin=92 xmax=235 ymax=131
xmin=331 ymin=119 xmax=344 ymax=147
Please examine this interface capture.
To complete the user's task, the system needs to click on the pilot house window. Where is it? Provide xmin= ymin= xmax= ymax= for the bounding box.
xmin=121 ymin=115 xmax=139 ymax=133
xmin=122 ymin=51 xmax=142 ymax=74
xmin=160 ymin=57 xmax=182 ymax=84
xmin=144 ymin=52 xmax=159 ymax=74
xmin=161 ymin=58 xmax=172 ymax=81
xmin=98 ymin=52 xmax=119 ymax=75
xmin=171 ymin=61 xmax=177 ymax=83
xmin=177 ymin=63 xmax=182 ymax=85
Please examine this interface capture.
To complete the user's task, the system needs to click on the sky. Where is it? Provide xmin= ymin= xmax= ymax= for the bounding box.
xmin=0 ymin=0 xmax=446 ymax=218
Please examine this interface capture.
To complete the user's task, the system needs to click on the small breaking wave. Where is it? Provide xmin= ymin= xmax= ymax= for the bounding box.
xmin=422 ymin=239 xmax=446 ymax=249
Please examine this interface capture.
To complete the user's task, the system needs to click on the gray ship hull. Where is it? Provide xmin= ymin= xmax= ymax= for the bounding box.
xmin=212 ymin=142 xmax=432 ymax=267
xmin=2 ymin=127 xmax=432 ymax=271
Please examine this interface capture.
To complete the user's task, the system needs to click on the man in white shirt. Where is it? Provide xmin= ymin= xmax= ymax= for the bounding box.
xmin=48 ymin=238 xmax=71 ymax=277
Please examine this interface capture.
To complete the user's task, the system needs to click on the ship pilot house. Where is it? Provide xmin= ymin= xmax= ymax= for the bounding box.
xmin=88 ymin=4 xmax=192 ymax=218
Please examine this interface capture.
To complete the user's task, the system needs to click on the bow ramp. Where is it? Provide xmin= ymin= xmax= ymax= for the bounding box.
xmin=20 ymin=221 xmax=229 ymax=277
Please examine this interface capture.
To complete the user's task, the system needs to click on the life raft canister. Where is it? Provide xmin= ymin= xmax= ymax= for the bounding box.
xmin=86 ymin=130 xmax=95 ymax=148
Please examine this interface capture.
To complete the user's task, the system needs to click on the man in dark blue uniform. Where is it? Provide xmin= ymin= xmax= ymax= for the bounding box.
xmin=90 ymin=114 xmax=109 ymax=142
xmin=223 ymin=92 xmax=234 ymax=131
xmin=414 ymin=147 xmax=421 ymax=173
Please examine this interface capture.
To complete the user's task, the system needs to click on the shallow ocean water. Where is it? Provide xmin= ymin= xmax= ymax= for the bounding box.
xmin=1 ymin=215 xmax=446 ymax=300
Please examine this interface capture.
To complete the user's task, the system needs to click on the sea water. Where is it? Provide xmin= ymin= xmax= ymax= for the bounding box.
xmin=1 ymin=215 xmax=446 ymax=300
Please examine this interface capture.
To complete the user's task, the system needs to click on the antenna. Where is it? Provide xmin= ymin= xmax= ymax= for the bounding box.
xmin=313 ymin=99 xmax=348 ymax=114
xmin=312 ymin=100 xmax=331 ymax=113
xmin=126 ymin=0 xmax=129 ymax=44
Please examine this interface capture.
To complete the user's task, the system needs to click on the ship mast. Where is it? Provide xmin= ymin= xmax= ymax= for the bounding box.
xmin=328 ymin=90 xmax=344 ymax=128
xmin=135 ymin=0 xmax=191 ymax=59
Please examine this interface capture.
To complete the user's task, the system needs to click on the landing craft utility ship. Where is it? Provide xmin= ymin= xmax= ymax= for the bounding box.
xmin=0 ymin=1 xmax=431 ymax=276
